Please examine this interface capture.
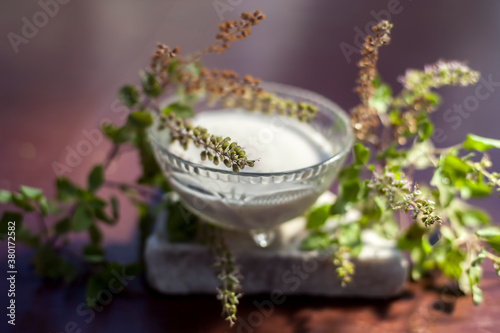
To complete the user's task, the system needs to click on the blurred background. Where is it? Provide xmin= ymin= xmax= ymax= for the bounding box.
xmin=1 ymin=0 xmax=500 ymax=332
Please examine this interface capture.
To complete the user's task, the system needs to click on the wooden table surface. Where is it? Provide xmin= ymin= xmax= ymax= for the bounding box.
xmin=1 ymin=1 xmax=500 ymax=332
xmin=2 ymin=248 xmax=499 ymax=333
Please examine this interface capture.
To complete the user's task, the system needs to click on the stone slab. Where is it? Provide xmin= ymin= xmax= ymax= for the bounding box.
xmin=144 ymin=193 xmax=408 ymax=298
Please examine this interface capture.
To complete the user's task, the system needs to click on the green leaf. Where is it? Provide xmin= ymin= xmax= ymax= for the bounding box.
xmin=443 ymin=155 xmax=472 ymax=176
xmin=440 ymin=248 xmax=465 ymax=280
xmin=431 ymin=167 xmax=455 ymax=208
xmin=128 ymin=111 xmax=153 ymax=128
xmin=55 ymin=217 xmax=71 ymax=234
xmin=338 ymin=223 xmax=361 ymax=248
xmin=83 ymin=244 xmax=105 ymax=263
xmin=410 ymin=244 xmax=427 ymax=280
xmin=86 ymin=262 xmax=140 ymax=308
xmin=33 ymin=245 xmax=77 ymax=283
xmin=368 ymin=80 xmax=392 ymax=114
xmin=330 ymin=180 xmax=361 ymax=215
xmin=471 ymin=284 xmax=483 ymax=305
xmin=447 ymin=201 xmax=488 ymax=235
xmin=94 ymin=208 xmax=113 ymax=224
xmin=11 ymin=193 xmax=34 ymax=211
xmin=118 ymin=85 xmax=139 ymax=108
xmin=301 ymin=231 xmax=331 ymax=251
xmin=85 ymin=275 xmax=103 ymax=308
xmin=376 ymin=143 xmax=403 ymax=160
xmin=16 ymin=227 xmax=39 ymax=246
xmin=467 ymin=250 xmax=485 ymax=305
xmin=306 ymin=204 xmax=330 ymax=229
xmin=165 ymin=201 xmax=198 ymax=243
xmin=39 ymin=196 xmax=49 ymax=216
xmin=337 ymin=165 xmax=360 ymax=183
xmin=138 ymin=203 xmax=155 ymax=251
xmin=167 ymin=59 xmax=180 ymax=77
xmin=141 ymin=72 xmax=161 ymax=98
xmin=477 ymin=229 xmax=500 ymax=253
xmin=162 ymin=103 xmax=194 ymax=119
xmin=397 ymin=224 xmax=429 ymax=280
xmin=460 ymin=179 xmax=491 ymax=199
xmin=0 ymin=212 xmax=23 ymax=239
xmin=102 ymin=123 xmax=117 ymax=140
xmin=486 ymin=235 xmax=500 ymax=253
xmin=463 ymin=134 xmax=500 ymax=152
xmin=72 ymin=205 xmax=94 ymax=232
xmin=388 ymin=110 xmax=401 ymax=125
xmin=423 ymin=92 xmax=441 ymax=106
xmin=112 ymin=123 xmax=136 ymax=144
xmin=56 ymin=177 xmax=78 ymax=201
xmin=476 ymin=227 xmax=500 ymax=239
xmin=135 ymin=128 xmax=168 ymax=189
xmin=353 ymin=143 xmax=369 ymax=165
xmin=19 ymin=186 xmax=43 ymax=200
xmin=88 ymin=166 xmax=104 ymax=193
xmin=186 ymin=63 xmax=201 ymax=78
xmin=459 ymin=208 xmax=489 ymax=227
xmin=0 ymin=190 xmax=11 ymax=203
xmin=417 ymin=120 xmax=433 ymax=142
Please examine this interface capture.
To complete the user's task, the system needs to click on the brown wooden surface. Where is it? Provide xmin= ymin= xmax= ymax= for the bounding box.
xmin=3 ymin=249 xmax=500 ymax=333
xmin=1 ymin=1 xmax=500 ymax=332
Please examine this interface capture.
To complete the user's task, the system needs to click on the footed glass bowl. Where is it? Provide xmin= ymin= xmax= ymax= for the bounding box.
xmin=149 ymin=82 xmax=353 ymax=247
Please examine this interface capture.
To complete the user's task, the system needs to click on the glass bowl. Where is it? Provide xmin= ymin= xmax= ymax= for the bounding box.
xmin=148 ymin=82 xmax=353 ymax=246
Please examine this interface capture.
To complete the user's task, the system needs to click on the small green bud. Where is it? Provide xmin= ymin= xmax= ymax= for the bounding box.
xmin=213 ymin=156 xmax=219 ymax=165
xmin=201 ymin=151 xmax=207 ymax=161
xmin=185 ymin=120 xmax=193 ymax=131
xmin=224 ymin=159 xmax=232 ymax=168
xmin=229 ymin=142 xmax=237 ymax=150
xmin=247 ymin=160 xmax=255 ymax=167
xmin=193 ymin=129 xmax=200 ymax=137
xmin=210 ymin=135 xmax=217 ymax=144
xmin=207 ymin=152 xmax=214 ymax=161
xmin=232 ymin=164 xmax=239 ymax=173
xmin=222 ymin=141 xmax=229 ymax=150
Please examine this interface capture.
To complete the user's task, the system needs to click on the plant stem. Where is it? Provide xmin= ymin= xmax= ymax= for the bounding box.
xmin=104 ymin=180 xmax=156 ymax=197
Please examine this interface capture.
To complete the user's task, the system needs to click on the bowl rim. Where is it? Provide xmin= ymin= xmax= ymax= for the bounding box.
xmin=148 ymin=81 xmax=354 ymax=178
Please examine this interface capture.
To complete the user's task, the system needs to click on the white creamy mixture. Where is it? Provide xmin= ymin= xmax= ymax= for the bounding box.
xmin=168 ymin=110 xmax=333 ymax=172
